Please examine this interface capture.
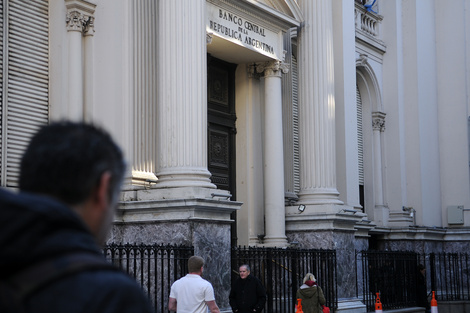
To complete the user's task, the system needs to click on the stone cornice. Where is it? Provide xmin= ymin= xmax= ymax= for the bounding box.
xmin=207 ymin=0 xmax=300 ymax=31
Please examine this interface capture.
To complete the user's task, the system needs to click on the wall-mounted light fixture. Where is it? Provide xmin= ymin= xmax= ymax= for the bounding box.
xmin=298 ymin=204 xmax=306 ymax=213
xmin=403 ymin=206 xmax=416 ymax=225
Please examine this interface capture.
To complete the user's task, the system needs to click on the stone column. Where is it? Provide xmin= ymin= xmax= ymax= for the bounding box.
xmin=83 ymin=16 xmax=94 ymax=122
xmin=256 ymin=60 xmax=289 ymax=247
xmin=243 ymin=65 xmax=265 ymax=246
xmin=372 ymin=111 xmax=387 ymax=224
xmin=297 ymin=0 xmax=342 ymax=206
xmin=156 ymin=0 xmax=215 ymax=190
xmin=65 ymin=0 xmax=96 ymax=121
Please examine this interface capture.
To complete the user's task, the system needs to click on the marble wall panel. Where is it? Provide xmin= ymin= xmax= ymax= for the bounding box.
xmin=109 ymin=222 xmax=192 ymax=245
xmin=109 ymin=221 xmax=233 ymax=310
xmin=381 ymin=239 xmax=470 ymax=254
xmin=193 ymin=222 xmax=232 ymax=309
xmin=286 ymin=230 xmax=358 ymax=300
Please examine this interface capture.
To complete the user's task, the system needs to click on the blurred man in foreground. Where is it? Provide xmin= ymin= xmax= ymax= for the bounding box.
xmin=0 ymin=121 xmax=153 ymax=313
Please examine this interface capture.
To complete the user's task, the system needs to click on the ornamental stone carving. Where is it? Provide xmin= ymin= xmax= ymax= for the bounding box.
xmin=357 ymin=53 xmax=368 ymax=67
xmin=84 ymin=16 xmax=95 ymax=36
xmin=206 ymin=32 xmax=213 ymax=45
xmin=66 ymin=11 xmax=86 ymax=32
xmin=65 ymin=0 xmax=96 ymax=34
xmin=372 ymin=111 xmax=386 ymax=132
xmin=255 ymin=60 xmax=289 ymax=77
xmin=247 ymin=64 xmax=262 ymax=79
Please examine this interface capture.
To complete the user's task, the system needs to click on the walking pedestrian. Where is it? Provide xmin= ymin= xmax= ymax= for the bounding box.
xmin=168 ymin=256 xmax=220 ymax=313
xmin=296 ymin=273 xmax=326 ymax=313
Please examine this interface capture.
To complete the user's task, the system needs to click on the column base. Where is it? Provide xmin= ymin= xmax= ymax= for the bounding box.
xmin=388 ymin=210 xmax=414 ymax=227
xmin=155 ymin=168 xmax=216 ymax=189
xmin=370 ymin=205 xmax=389 ymax=227
xmin=262 ymin=236 xmax=288 ymax=248
xmin=297 ymin=188 xmax=344 ymax=205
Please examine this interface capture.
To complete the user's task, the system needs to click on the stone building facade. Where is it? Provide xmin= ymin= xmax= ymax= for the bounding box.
xmin=0 ymin=1 xmax=469 ymax=312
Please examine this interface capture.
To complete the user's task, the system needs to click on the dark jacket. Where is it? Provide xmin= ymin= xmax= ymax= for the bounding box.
xmin=296 ymin=284 xmax=326 ymax=313
xmin=0 ymin=188 xmax=153 ymax=313
xmin=229 ymin=275 xmax=266 ymax=313
xmin=416 ymin=273 xmax=430 ymax=310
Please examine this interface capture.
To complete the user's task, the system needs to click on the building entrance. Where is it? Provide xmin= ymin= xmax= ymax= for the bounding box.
xmin=207 ymin=55 xmax=237 ymax=245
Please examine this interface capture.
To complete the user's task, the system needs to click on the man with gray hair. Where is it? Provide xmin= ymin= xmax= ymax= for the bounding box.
xmin=169 ymin=256 xmax=220 ymax=313
xmin=229 ymin=264 xmax=266 ymax=313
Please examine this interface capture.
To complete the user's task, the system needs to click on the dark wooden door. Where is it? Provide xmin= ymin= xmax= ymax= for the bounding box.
xmin=207 ymin=56 xmax=237 ymax=195
xmin=207 ymin=55 xmax=237 ymax=246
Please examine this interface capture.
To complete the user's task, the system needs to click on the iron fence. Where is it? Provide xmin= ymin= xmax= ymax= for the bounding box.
xmin=356 ymin=250 xmax=420 ymax=311
xmin=103 ymin=243 xmax=194 ymax=313
xmin=232 ymin=246 xmax=338 ymax=313
xmin=357 ymin=251 xmax=470 ymax=312
xmin=103 ymin=244 xmax=470 ymax=313
xmin=427 ymin=252 xmax=470 ymax=301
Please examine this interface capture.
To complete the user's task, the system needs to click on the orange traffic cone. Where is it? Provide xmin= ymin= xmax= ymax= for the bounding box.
xmin=296 ymin=299 xmax=303 ymax=313
xmin=375 ymin=292 xmax=383 ymax=313
xmin=431 ymin=291 xmax=438 ymax=313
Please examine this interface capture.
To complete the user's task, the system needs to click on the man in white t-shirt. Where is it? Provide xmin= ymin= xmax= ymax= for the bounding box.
xmin=168 ymin=256 xmax=220 ymax=313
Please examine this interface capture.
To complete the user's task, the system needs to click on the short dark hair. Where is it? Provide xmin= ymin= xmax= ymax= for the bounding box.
xmin=188 ymin=256 xmax=204 ymax=273
xmin=19 ymin=121 xmax=126 ymax=206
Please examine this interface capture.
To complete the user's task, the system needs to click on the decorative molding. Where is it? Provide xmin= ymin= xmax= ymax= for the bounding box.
xmin=206 ymin=0 xmax=299 ymax=31
xmin=66 ymin=11 xmax=86 ymax=32
xmin=255 ymin=60 xmax=289 ymax=77
xmin=65 ymin=0 xmax=96 ymax=34
xmin=354 ymin=2 xmax=386 ymax=53
xmin=372 ymin=111 xmax=386 ymax=132
xmin=206 ymin=32 xmax=213 ymax=44
xmin=357 ymin=53 xmax=368 ymax=67
xmin=84 ymin=16 xmax=95 ymax=36
xmin=247 ymin=64 xmax=262 ymax=79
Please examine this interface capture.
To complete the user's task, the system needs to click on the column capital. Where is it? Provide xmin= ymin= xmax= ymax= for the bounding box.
xmin=65 ymin=0 xmax=96 ymax=33
xmin=247 ymin=64 xmax=262 ymax=79
xmin=256 ymin=60 xmax=289 ymax=78
xmin=84 ymin=16 xmax=95 ymax=36
xmin=372 ymin=111 xmax=386 ymax=132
